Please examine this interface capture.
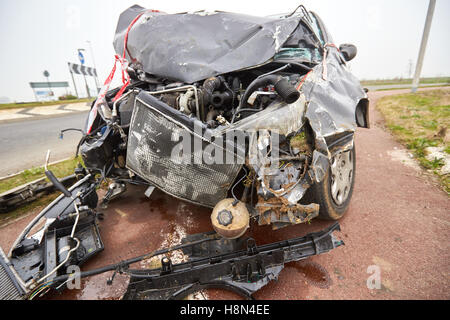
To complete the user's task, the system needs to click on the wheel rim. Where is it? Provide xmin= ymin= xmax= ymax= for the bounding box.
xmin=330 ymin=149 xmax=353 ymax=206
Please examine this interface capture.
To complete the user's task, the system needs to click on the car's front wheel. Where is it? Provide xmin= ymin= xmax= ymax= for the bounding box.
xmin=311 ymin=145 xmax=356 ymax=220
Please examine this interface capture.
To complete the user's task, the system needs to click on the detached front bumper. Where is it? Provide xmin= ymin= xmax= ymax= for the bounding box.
xmin=123 ymin=222 xmax=344 ymax=300
xmin=0 ymin=221 xmax=343 ymax=300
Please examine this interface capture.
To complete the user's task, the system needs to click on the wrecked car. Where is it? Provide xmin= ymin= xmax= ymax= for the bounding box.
xmin=0 ymin=4 xmax=368 ymax=300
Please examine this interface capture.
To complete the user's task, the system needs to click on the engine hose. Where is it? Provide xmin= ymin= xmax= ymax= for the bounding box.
xmin=211 ymin=91 xmax=233 ymax=108
xmin=232 ymin=74 xmax=300 ymax=123
xmin=243 ymin=75 xmax=300 ymax=108
xmin=200 ymin=77 xmax=223 ymax=121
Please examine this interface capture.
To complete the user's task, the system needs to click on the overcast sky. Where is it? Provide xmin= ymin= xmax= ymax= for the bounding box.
xmin=0 ymin=0 xmax=449 ymax=102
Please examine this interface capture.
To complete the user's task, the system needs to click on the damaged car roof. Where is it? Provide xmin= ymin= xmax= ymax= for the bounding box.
xmin=113 ymin=5 xmax=305 ymax=83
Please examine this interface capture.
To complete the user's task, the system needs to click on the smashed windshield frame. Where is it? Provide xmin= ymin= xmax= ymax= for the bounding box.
xmin=273 ymin=11 xmax=325 ymax=65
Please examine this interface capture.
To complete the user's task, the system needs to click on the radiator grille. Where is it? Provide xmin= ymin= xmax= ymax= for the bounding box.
xmin=0 ymin=247 xmax=24 ymax=300
xmin=126 ymin=97 xmax=242 ymax=207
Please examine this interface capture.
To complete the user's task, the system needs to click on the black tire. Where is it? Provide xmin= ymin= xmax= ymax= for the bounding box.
xmin=310 ymin=145 xmax=356 ymax=220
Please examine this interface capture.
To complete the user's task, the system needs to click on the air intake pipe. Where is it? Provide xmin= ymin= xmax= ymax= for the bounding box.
xmin=200 ymin=76 xmax=223 ymax=120
xmin=211 ymin=91 xmax=233 ymax=108
xmin=231 ymin=74 xmax=300 ymax=123
xmin=241 ymin=75 xmax=300 ymax=108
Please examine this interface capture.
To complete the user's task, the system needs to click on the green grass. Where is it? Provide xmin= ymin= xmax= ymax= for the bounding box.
xmin=374 ymin=84 xmax=450 ymax=92
xmin=445 ymin=146 xmax=450 ymax=154
xmin=0 ymin=193 xmax=60 ymax=226
xmin=377 ymin=89 xmax=450 ymax=194
xmin=0 ymin=157 xmax=84 ymax=225
xmin=0 ymin=157 xmax=82 ymax=194
xmin=361 ymin=76 xmax=450 ymax=86
xmin=0 ymin=98 xmax=93 ymax=111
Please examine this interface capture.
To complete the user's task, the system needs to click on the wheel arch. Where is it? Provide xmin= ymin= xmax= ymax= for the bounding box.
xmin=355 ymin=98 xmax=370 ymax=129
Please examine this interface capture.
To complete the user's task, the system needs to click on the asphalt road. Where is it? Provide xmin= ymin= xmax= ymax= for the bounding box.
xmin=0 ymin=112 xmax=87 ymax=176
xmin=0 ymin=88 xmax=448 ymax=300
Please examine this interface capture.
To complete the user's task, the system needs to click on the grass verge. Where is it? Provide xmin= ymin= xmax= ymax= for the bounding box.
xmin=0 ymin=98 xmax=93 ymax=111
xmin=361 ymin=76 xmax=450 ymax=86
xmin=0 ymin=193 xmax=60 ymax=227
xmin=0 ymin=156 xmax=82 ymax=194
xmin=376 ymin=89 xmax=450 ymax=194
xmin=375 ymin=84 xmax=450 ymax=92
xmin=0 ymin=157 xmax=83 ymax=225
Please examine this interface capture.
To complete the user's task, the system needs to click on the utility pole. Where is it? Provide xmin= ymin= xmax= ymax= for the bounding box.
xmin=411 ymin=0 xmax=436 ymax=93
xmin=86 ymin=40 xmax=100 ymax=92
xmin=407 ymin=60 xmax=413 ymax=79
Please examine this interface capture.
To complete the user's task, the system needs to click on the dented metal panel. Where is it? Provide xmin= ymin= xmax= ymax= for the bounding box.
xmin=302 ymin=46 xmax=367 ymax=152
xmin=215 ymin=94 xmax=307 ymax=136
xmin=113 ymin=5 xmax=302 ymax=83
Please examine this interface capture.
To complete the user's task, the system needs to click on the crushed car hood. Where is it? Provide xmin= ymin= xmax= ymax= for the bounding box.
xmin=113 ymin=5 xmax=302 ymax=83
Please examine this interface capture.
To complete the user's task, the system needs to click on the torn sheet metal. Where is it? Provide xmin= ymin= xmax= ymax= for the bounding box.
xmin=215 ymin=94 xmax=307 ymax=137
xmin=113 ymin=5 xmax=302 ymax=83
xmin=302 ymin=47 xmax=367 ymax=148
xmin=293 ymin=46 xmax=367 ymax=182
xmin=2 ymin=174 xmax=102 ymax=298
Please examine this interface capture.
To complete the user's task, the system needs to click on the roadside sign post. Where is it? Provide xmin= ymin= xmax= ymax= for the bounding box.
xmin=29 ymin=81 xmax=70 ymax=102
xmin=67 ymin=62 xmax=97 ymax=99
xmin=411 ymin=0 xmax=436 ymax=93
xmin=78 ymin=49 xmax=91 ymax=98
xmin=68 ymin=66 xmax=79 ymax=98
xmin=43 ymin=70 xmax=53 ymax=97
xmin=32 ymin=88 xmax=38 ymax=102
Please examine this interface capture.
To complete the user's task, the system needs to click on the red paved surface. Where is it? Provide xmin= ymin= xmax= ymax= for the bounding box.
xmin=0 ymin=88 xmax=448 ymax=300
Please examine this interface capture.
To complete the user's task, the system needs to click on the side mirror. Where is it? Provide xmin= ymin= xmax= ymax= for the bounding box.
xmin=339 ymin=43 xmax=357 ymax=61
